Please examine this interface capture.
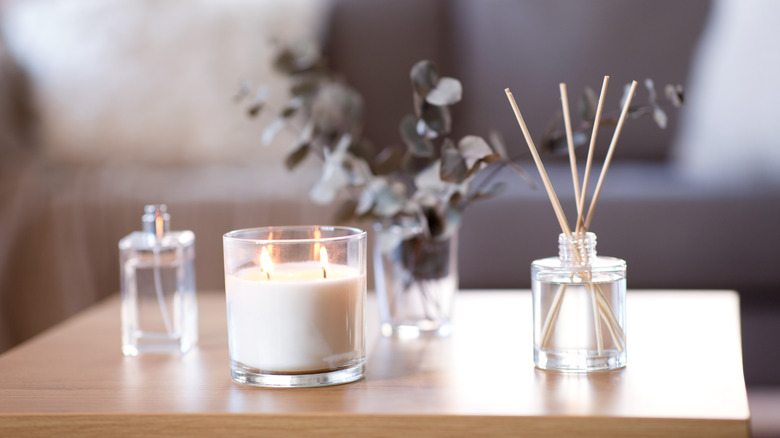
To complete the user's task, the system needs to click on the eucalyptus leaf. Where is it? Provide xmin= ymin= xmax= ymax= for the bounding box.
xmin=261 ymin=118 xmax=285 ymax=146
xmin=290 ymin=75 xmax=320 ymax=97
xmin=425 ymin=77 xmax=462 ymax=106
xmin=373 ymin=144 xmax=405 ymax=175
xmin=414 ymin=160 xmax=446 ymax=192
xmin=373 ymin=181 xmax=406 ymax=217
xmin=400 ymin=114 xmax=434 ymax=157
xmin=449 ymin=190 xmax=463 ymax=207
xmin=415 ymin=119 xmax=437 ymax=140
xmin=312 ymin=82 xmax=364 ymax=135
xmin=488 ymin=130 xmax=509 ymax=158
xmin=440 ymin=139 xmax=467 ymax=183
xmin=247 ymin=103 xmax=263 ymax=118
xmin=580 ymin=87 xmax=597 ymax=122
xmin=540 ymin=112 xmax=567 ymax=154
xmin=285 ymin=144 xmax=309 ymax=170
xmin=458 ymin=135 xmax=493 ymax=169
xmin=420 ymin=103 xmax=452 ymax=136
xmin=665 ymin=84 xmax=684 ymax=107
xmin=309 ymin=165 xmax=348 ymax=204
xmin=348 ymin=138 xmax=374 ymax=163
xmin=412 ymin=93 xmax=426 ymax=119
xmin=234 ymin=80 xmax=251 ymax=102
xmin=274 ymin=39 xmax=320 ymax=74
xmin=247 ymin=86 xmax=269 ymax=117
xmin=402 ymin=153 xmax=436 ymax=175
xmin=414 ymin=161 xmax=459 ymax=210
xmin=644 ymin=78 xmax=657 ymax=106
xmin=281 ymin=97 xmax=303 ymax=118
xmin=358 ymin=177 xmax=407 ymax=217
xmin=572 ymin=131 xmax=588 ymax=147
xmin=309 ymin=134 xmax=352 ymax=204
xmin=355 ymin=178 xmax=386 ymax=215
xmin=410 ymin=60 xmax=439 ymax=98
xmin=652 ymin=106 xmax=668 ymax=129
xmin=298 ymin=119 xmax=315 ymax=145
xmin=345 ymin=155 xmax=373 ymax=186
xmin=540 ymin=130 xmax=566 ymax=154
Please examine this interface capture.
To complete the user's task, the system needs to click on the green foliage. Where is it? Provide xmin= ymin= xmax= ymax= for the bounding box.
xmin=238 ymin=43 xmax=524 ymax=243
xmin=238 ymin=41 xmax=683 ymax=248
xmin=540 ymin=79 xmax=684 ymax=154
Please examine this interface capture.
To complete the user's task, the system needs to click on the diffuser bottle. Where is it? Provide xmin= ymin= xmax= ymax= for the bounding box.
xmin=119 ymin=205 xmax=197 ymax=356
xmin=531 ymin=232 xmax=626 ymax=372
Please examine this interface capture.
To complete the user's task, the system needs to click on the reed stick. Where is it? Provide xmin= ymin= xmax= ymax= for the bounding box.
xmin=590 ymin=285 xmax=604 ymax=354
xmin=505 ymin=89 xmax=571 ymax=236
xmin=576 ymin=75 xmax=609 ymax=234
xmin=594 ymin=285 xmax=626 ymax=345
xmin=583 ymin=80 xmax=638 ymax=231
xmin=507 ymin=88 xmax=575 ymax=351
xmin=540 ymin=284 xmax=568 ymax=348
xmin=559 ymin=83 xmax=582 ymax=221
xmin=562 ymin=83 xmax=604 ymax=354
xmin=589 ymin=283 xmax=625 ymax=351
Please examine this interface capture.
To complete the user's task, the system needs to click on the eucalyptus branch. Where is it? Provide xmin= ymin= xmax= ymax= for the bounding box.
xmin=241 ymin=42 xmax=530 ymax=245
xmin=540 ymin=79 xmax=683 ymax=154
xmin=457 ymin=160 xmax=508 ymax=211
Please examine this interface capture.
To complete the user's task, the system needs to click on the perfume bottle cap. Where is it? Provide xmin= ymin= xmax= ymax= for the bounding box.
xmin=142 ymin=204 xmax=170 ymax=238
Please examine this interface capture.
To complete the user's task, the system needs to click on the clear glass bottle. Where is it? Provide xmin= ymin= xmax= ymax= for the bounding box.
xmin=119 ymin=205 xmax=197 ymax=356
xmin=531 ymin=232 xmax=626 ymax=372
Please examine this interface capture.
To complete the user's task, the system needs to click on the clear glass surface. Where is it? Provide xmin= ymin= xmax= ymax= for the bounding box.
xmin=373 ymin=221 xmax=457 ymax=338
xmin=223 ymin=226 xmax=367 ymax=387
xmin=120 ymin=231 xmax=197 ymax=356
xmin=531 ymin=233 xmax=626 ymax=372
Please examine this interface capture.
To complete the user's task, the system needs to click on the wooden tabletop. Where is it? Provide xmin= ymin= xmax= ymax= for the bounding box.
xmin=0 ymin=290 xmax=750 ymax=437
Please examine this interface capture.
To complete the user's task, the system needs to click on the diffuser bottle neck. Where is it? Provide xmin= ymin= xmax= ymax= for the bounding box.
xmin=558 ymin=232 xmax=597 ymax=267
xmin=142 ymin=204 xmax=170 ymax=238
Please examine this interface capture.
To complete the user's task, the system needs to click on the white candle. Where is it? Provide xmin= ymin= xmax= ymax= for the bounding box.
xmin=226 ymin=262 xmax=365 ymax=373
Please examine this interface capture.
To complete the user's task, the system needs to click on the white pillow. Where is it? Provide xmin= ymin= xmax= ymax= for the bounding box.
xmin=672 ymin=0 xmax=780 ymax=187
xmin=1 ymin=0 xmax=327 ymax=165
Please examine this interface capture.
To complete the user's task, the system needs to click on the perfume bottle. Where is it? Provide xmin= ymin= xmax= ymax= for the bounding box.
xmin=531 ymin=232 xmax=626 ymax=372
xmin=119 ymin=204 xmax=197 ymax=356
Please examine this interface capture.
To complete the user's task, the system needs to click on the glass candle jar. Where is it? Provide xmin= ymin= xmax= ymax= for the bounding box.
xmin=223 ymin=226 xmax=367 ymax=387
xmin=531 ymin=232 xmax=626 ymax=372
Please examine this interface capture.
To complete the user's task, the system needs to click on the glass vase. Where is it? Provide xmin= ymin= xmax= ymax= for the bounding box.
xmin=373 ymin=220 xmax=458 ymax=337
xmin=531 ymin=232 xmax=626 ymax=372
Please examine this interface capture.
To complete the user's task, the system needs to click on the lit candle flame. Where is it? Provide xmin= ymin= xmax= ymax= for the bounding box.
xmin=260 ymin=247 xmax=273 ymax=280
xmin=320 ymin=247 xmax=328 ymax=279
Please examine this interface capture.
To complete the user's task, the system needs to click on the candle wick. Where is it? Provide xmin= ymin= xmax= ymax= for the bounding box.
xmin=260 ymin=268 xmax=270 ymax=280
xmin=322 ymin=266 xmax=327 ymax=279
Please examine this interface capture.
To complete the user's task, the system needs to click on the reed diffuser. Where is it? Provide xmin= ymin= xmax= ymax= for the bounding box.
xmin=505 ymin=76 xmax=637 ymax=372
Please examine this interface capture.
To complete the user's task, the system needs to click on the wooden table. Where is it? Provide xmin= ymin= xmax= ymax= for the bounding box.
xmin=0 ymin=290 xmax=750 ymax=437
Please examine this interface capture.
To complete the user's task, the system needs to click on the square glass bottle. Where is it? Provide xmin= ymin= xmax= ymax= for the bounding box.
xmin=119 ymin=204 xmax=197 ymax=356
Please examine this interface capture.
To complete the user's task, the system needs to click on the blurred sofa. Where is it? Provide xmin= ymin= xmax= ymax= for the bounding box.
xmin=1 ymin=0 xmax=779 ymax=387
